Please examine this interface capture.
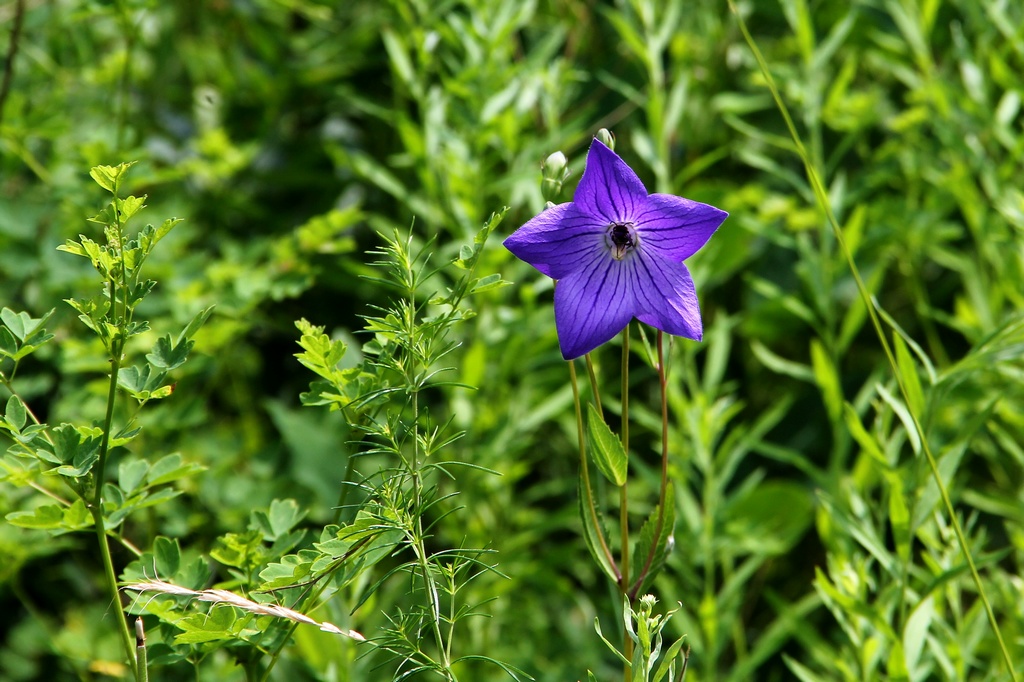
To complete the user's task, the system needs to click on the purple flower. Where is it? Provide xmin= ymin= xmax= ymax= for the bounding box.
xmin=504 ymin=139 xmax=728 ymax=360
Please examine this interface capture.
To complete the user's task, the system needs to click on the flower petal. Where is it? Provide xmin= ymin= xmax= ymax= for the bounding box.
xmin=635 ymin=194 xmax=728 ymax=262
xmin=631 ymin=253 xmax=702 ymax=341
xmin=554 ymin=255 xmax=635 ymax=359
xmin=503 ymin=202 xmax=606 ymax=279
xmin=573 ymin=140 xmax=649 ymax=224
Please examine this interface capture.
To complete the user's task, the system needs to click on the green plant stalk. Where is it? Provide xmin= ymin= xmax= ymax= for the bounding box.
xmin=726 ymin=2 xmax=1017 ymax=677
xmin=90 ymin=250 xmax=138 ymax=677
xmin=619 ymin=328 xmax=632 ymax=681
xmin=569 ymin=359 xmax=620 ymax=579
xmin=585 ymin=353 xmax=604 ymax=420
xmin=405 ymin=268 xmax=453 ymax=678
xmin=628 ymin=331 xmax=669 ymax=599
xmin=135 ymin=618 xmax=148 ymax=682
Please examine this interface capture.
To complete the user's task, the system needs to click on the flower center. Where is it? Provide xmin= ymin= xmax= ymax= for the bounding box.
xmin=606 ymin=221 xmax=638 ymax=260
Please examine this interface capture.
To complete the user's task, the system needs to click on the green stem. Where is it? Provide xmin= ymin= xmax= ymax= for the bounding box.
xmin=628 ymin=331 xmax=670 ymax=599
xmin=135 ymin=618 xmax=148 ymax=682
xmin=727 ymin=2 xmax=1017 ymax=678
xmin=620 ymin=327 xmax=632 ymax=680
xmin=584 ymin=353 xmax=604 ymax=419
xmin=569 ymin=359 xmax=620 ymax=579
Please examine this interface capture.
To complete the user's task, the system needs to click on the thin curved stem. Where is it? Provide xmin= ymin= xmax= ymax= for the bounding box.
xmin=619 ymin=327 xmax=632 ymax=680
xmin=727 ymin=2 xmax=1016 ymax=677
xmin=628 ymin=330 xmax=669 ymax=599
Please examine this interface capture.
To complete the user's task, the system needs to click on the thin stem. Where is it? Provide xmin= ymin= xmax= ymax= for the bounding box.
xmin=89 ymin=208 xmax=137 ymax=677
xmin=628 ymin=330 xmax=670 ymax=599
xmin=584 ymin=353 xmax=604 ymax=419
xmin=135 ymin=618 xmax=149 ymax=682
xmin=620 ymin=327 xmax=632 ymax=679
xmin=569 ymin=358 xmax=620 ymax=579
xmin=727 ymin=2 xmax=1017 ymax=678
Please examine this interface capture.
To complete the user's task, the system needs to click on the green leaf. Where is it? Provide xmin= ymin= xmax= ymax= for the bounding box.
xmin=6 ymin=504 xmax=64 ymax=529
xmin=178 ymin=305 xmax=215 ymax=344
xmin=153 ymin=536 xmax=181 ymax=577
xmin=469 ymin=273 xmax=510 ymax=295
xmin=252 ymin=499 xmax=305 ymax=541
xmin=210 ymin=530 xmax=265 ymax=569
xmin=5 ymin=395 xmax=27 ymax=431
xmin=586 ymin=403 xmax=627 ymax=486
xmin=893 ymin=334 xmax=925 ymax=417
xmin=652 ymin=634 xmax=687 ymax=682
xmin=0 ymin=326 xmax=17 ymax=357
xmin=724 ymin=481 xmax=814 ymax=555
xmin=147 ymin=453 xmax=205 ymax=486
xmin=47 ymin=424 xmax=102 ymax=476
xmin=174 ymin=606 xmax=238 ymax=644
xmin=119 ymin=458 xmax=149 ymax=495
xmin=1 ymin=308 xmax=32 ymax=341
xmin=750 ymin=340 xmax=815 ymax=382
xmin=89 ymin=161 xmax=137 ymax=194
xmin=577 ymin=470 xmax=619 ymax=583
xmin=146 ymin=335 xmax=191 ymax=371
xmin=114 ymin=195 xmax=146 ymax=222
xmin=903 ymin=595 xmax=933 ymax=674
xmin=810 ymin=339 xmax=843 ymax=425
xmin=89 ymin=165 xmax=119 ymax=192
xmin=631 ymin=483 xmax=676 ymax=593
xmin=843 ymin=403 xmax=890 ymax=467
xmin=886 ymin=473 xmax=911 ymax=563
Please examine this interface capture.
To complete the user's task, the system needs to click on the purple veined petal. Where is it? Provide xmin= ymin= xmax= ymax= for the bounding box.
xmin=503 ymin=202 xmax=607 ymax=279
xmin=553 ymin=253 xmax=635 ymax=359
xmin=573 ymin=139 xmax=649 ymax=225
xmin=634 ymin=194 xmax=728 ymax=263
xmin=631 ymin=252 xmax=703 ymax=341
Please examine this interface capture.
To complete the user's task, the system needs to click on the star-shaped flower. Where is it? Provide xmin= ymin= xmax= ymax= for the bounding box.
xmin=504 ymin=139 xmax=728 ymax=360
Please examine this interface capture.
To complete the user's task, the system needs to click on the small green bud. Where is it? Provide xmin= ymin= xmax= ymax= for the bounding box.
xmin=541 ymin=150 xmax=570 ymax=202
xmin=595 ymin=128 xmax=615 ymax=150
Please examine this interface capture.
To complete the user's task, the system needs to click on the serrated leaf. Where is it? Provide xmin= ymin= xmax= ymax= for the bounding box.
xmin=154 ymin=536 xmax=181 ymax=577
xmin=253 ymin=499 xmax=305 ymax=541
xmin=174 ymin=607 xmax=237 ymax=644
xmin=147 ymin=335 xmax=191 ymax=371
xmin=631 ymin=482 xmax=675 ymax=593
xmin=115 ymin=195 xmax=146 ymax=222
xmin=586 ymin=403 xmax=627 ymax=486
xmin=6 ymin=504 xmax=64 ymax=529
xmin=89 ymin=165 xmax=121 ymax=192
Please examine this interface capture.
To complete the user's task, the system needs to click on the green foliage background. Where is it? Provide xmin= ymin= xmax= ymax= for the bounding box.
xmin=2 ymin=0 xmax=1023 ymax=680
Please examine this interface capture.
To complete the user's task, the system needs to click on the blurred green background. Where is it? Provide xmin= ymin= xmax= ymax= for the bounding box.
xmin=2 ymin=0 xmax=1023 ymax=679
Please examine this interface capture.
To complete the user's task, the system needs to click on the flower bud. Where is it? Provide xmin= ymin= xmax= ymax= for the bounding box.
xmin=541 ymin=150 xmax=570 ymax=202
xmin=595 ymin=128 xmax=615 ymax=150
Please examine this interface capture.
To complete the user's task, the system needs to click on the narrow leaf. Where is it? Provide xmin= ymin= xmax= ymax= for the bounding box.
xmin=577 ymin=471 xmax=619 ymax=583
